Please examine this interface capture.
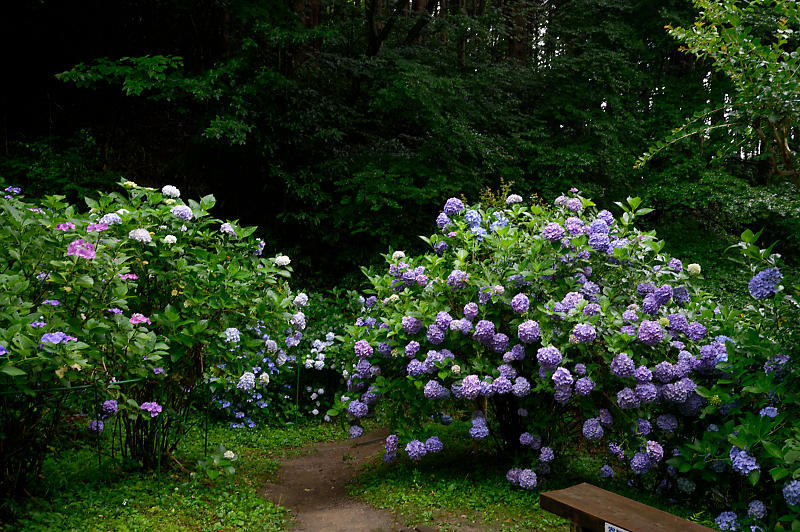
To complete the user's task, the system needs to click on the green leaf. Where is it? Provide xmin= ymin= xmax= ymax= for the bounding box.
xmin=326 ymin=409 xmax=339 ymax=417
xmin=741 ymin=229 xmax=755 ymax=243
xmin=749 ymin=469 xmax=760 ymax=486
xmin=206 ymin=469 xmax=219 ymax=479
xmin=200 ymin=194 xmax=216 ymax=210
xmin=76 ymin=275 xmax=94 ymax=288
xmin=1 ymin=365 xmax=26 ymax=376
xmin=771 ymin=467 xmax=790 ymax=482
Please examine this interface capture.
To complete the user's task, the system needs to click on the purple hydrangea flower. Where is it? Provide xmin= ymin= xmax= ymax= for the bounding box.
xmin=348 ymin=400 xmax=369 ymax=418
xmin=512 ymin=377 xmax=531 ymax=397
xmin=609 ymin=442 xmax=624 ymax=460
xmin=583 ymin=303 xmax=601 ymax=316
xmin=588 ymin=233 xmax=611 ymax=253
xmin=565 ymin=197 xmax=583 ymax=212
xmin=552 ymin=367 xmax=573 ymax=387
xmin=518 ymin=320 xmax=541 ymax=343
xmin=511 ymin=293 xmax=529 ymax=313
xmin=610 ymin=353 xmax=634 ymax=378
xmin=491 ymin=376 xmax=513 ymax=394
xmin=715 ymin=511 xmax=739 ymax=531
xmin=436 ymin=212 xmax=450 ymax=227
xmin=749 ymin=268 xmax=782 ymax=299
xmin=582 ymin=418 xmax=604 ymax=440
xmin=88 ymin=419 xmax=104 ymax=433
xmin=600 ymin=465 xmax=614 ymax=478
xmin=407 ymin=359 xmax=424 ymax=376
xmin=630 ymin=452 xmax=651 ymax=474
xmin=519 ymin=469 xmax=538 ymax=489
xmin=617 ymin=387 xmax=639 ymax=409
xmin=473 ymin=320 xmax=495 ymax=345
xmin=642 ymin=294 xmax=660 ymax=315
xmin=540 ymin=447 xmax=555 ymax=462
xmin=760 ymin=406 xmax=778 ymax=418
xmin=447 ymin=269 xmax=469 ymax=289
xmin=443 ymin=197 xmax=464 ymax=216
xmin=686 ymin=322 xmax=707 ymax=341
xmin=354 ymin=340 xmax=373 ymax=358
xmin=564 ymin=217 xmax=584 ymax=235
xmin=140 ymin=402 xmax=162 ymax=418
xmin=349 ymin=425 xmax=364 ymax=439
xmin=506 ymin=468 xmax=522 ymax=486
xmin=635 ymin=418 xmax=651 ymax=436
xmin=469 ymin=416 xmax=489 ymax=440
xmin=537 ymin=346 xmax=562 ymax=369
xmin=656 ymin=414 xmax=678 ymax=432
xmin=668 ymin=258 xmax=683 ymax=272
xmin=385 ymin=434 xmax=399 ymax=453
xmin=598 ymin=409 xmax=613 ymax=427
xmin=426 ymin=436 xmax=443 ymax=453
xmin=427 ymin=325 xmax=445 ymax=345
xmin=542 ymin=222 xmax=565 ymax=242
xmin=405 ymin=341 xmax=420 ymax=357
xmin=575 ymin=377 xmax=595 ymax=396
xmin=406 ymin=440 xmax=427 ymax=461
xmin=622 ymin=309 xmax=638 ymax=322
xmin=635 ymin=383 xmax=657 ymax=404
xmin=574 ymin=363 xmax=586 ymax=376
xmin=572 ymin=323 xmax=596 ymax=343
xmin=493 ymin=333 xmax=510 ymax=353
xmin=637 ymin=320 xmax=664 ymax=346
xmin=423 ymin=380 xmax=450 ymax=400
xmin=402 ymin=317 xmax=422 ymax=335
xmin=461 ymin=375 xmax=482 ymax=400
xmin=730 ymin=446 xmax=760 ymax=476
xmin=784 ymin=480 xmax=800 ymax=506
xmin=646 ymin=440 xmax=664 ymax=462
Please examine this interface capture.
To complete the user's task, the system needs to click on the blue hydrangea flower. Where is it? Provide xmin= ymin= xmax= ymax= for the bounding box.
xmin=406 ymin=440 xmax=427 ymax=461
xmin=610 ymin=353 xmax=634 ymax=378
xmin=518 ymin=320 xmax=541 ymax=343
xmin=600 ymin=465 xmax=614 ymax=478
xmin=537 ymin=346 xmax=562 ymax=369
xmin=425 ymin=436 xmax=443 ymax=453
xmin=572 ymin=323 xmax=596 ymax=343
xmin=518 ymin=469 xmax=538 ymax=489
xmin=542 ymin=222 xmax=565 ymax=242
xmin=443 ymin=197 xmax=464 ymax=216
xmin=784 ymin=480 xmax=800 ymax=506
xmin=582 ymin=418 xmax=604 ymax=440
xmin=748 ymin=268 xmax=782 ymax=299
xmin=748 ymin=500 xmax=766 ymax=520
xmin=714 ymin=511 xmax=739 ymax=531
xmin=759 ymin=406 xmax=778 ymax=418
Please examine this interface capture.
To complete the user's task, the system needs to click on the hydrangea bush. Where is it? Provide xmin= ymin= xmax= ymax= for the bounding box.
xmin=337 ymin=190 xmax=800 ymax=529
xmin=0 ymin=181 xmax=298 ymax=495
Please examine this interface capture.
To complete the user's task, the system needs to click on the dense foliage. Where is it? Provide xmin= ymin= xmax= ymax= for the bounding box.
xmin=340 ymin=190 xmax=800 ymax=530
xmin=5 ymin=0 xmax=799 ymax=284
xmin=0 ymin=181 xmax=299 ymax=496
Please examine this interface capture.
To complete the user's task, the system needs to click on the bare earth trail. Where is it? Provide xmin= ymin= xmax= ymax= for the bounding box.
xmin=263 ymin=431 xmax=470 ymax=532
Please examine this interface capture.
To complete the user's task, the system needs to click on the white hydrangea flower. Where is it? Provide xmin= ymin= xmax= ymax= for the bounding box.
xmin=312 ymin=409 xmax=319 ymax=415
xmin=451 ymin=364 xmax=461 ymax=375
xmin=161 ymin=185 xmax=181 ymax=198
xmin=506 ymin=194 xmax=523 ymax=205
xmin=687 ymin=263 xmax=701 ymax=275
xmin=317 ymin=388 xmax=324 ymax=394
xmin=163 ymin=234 xmax=177 ymax=244
xmin=324 ymin=415 xmax=331 ymax=422
xmin=259 ymin=373 xmax=270 ymax=386
xmin=276 ymin=352 xmax=287 ymax=366
xmin=220 ymin=222 xmax=235 ymax=235
xmin=311 ymin=393 xmax=318 ymax=400
xmin=123 ymin=181 xmax=138 ymax=188
xmin=293 ymin=292 xmax=308 ymax=307
xmin=392 ymin=250 xmax=405 ymax=260
xmin=223 ymin=450 xmax=235 ymax=460
xmin=314 ymin=360 xmax=324 ymax=370
xmin=494 ymin=285 xmax=505 ymax=295
xmin=304 ymin=359 xmax=314 ymax=369
xmin=129 ymin=228 xmax=152 ymax=243
xmin=265 ymin=339 xmax=278 ymax=353
xmin=275 ymin=255 xmax=291 ymax=266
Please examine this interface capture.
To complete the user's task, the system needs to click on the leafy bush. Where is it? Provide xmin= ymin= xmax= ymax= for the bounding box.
xmin=0 ymin=181 xmax=298 ymax=496
xmin=338 ymin=190 xmax=800 ymax=529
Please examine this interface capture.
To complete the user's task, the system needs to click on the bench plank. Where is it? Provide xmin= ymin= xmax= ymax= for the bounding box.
xmin=540 ymin=482 xmax=713 ymax=532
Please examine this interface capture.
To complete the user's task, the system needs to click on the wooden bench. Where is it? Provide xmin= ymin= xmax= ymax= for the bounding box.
xmin=540 ymin=482 xmax=714 ymax=532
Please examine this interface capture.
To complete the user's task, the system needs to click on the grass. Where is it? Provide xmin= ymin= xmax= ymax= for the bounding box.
xmin=349 ymin=422 xmax=718 ymax=531
xmin=4 ymin=421 xmax=350 ymax=531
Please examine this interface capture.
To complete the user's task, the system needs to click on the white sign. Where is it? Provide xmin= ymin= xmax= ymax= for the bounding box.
xmin=604 ymin=524 xmax=630 ymax=532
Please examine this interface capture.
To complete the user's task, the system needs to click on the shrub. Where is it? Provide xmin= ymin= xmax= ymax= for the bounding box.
xmin=337 ymin=189 xmax=799 ymax=529
xmin=0 ymin=181 xmax=297 ymax=496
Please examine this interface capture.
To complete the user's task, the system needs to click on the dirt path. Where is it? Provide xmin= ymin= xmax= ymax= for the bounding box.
xmin=263 ymin=430 xmax=418 ymax=531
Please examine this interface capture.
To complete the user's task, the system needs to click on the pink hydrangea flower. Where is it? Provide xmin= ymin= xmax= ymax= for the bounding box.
xmin=67 ymin=239 xmax=96 ymax=259
xmin=129 ymin=313 xmax=151 ymax=325
xmin=56 ymin=222 xmax=76 ymax=231
xmin=87 ymin=223 xmax=109 ymax=232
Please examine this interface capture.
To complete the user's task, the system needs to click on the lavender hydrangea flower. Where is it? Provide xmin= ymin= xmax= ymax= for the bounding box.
xmin=642 ymin=294 xmax=660 ymax=315
xmin=512 ymin=377 xmax=531 ymax=397
xmin=635 ymin=383 xmax=657 ymax=404
xmin=610 ymin=353 xmax=634 ymax=378
xmin=646 ymin=440 xmax=664 ymax=462
xmin=406 ymin=440 xmax=427 ymax=461
xmin=469 ymin=416 xmax=489 ymax=440
xmin=609 ymin=442 xmax=624 ymax=460
xmin=464 ymin=209 xmax=482 ymax=227
xmin=588 ymin=233 xmax=610 ymax=253
xmin=583 ymin=303 xmax=601 ymax=316
xmin=348 ymin=400 xmax=369 ymax=418
xmin=462 ymin=302 xmax=479 ymax=320
xmin=537 ymin=346 xmax=562 ymax=369
xmin=402 ymin=317 xmax=422 ymax=335
xmin=552 ymin=367 xmax=573 ymax=387
xmin=540 ymin=447 xmax=555 ymax=462
xmin=760 ymin=406 xmax=778 ymax=418
xmin=617 ymin=387 xmax=640 ymax=409
xmin=140 ymin=402 xmax=162 ymax=418
xmin=668 ymin=258 xmax=683 ymax=272
xmin=637 ymin=320 xmax=664 ymax=346
xmin=518 ymin=469 xmax=538 ymax=489
xmin=553 ymin=385 xmax=572 ymax=404
xmin=748 ymin=500 xmax=766 ymax=520
xmin=423 ymin=380 xmax=450 ymax=400
xmin=349 ymin=425 xmax=364 ymax=439
xmin=630 ymin=452 xmax=651 ymax=474
xmin=473 ymin=320 xmax=496 ymax=345
xmin=506 ymin=468 xmax=522 ymax=486
xmin=443 ymin=197 xmax=465 ymax=215
xmin=354 ymin=340 xmax=373 ymax=358
xmin=446 ymin=269 xmax=469 ymax=289
xmin=427 ymin=324 xmax=445 ymax=345
xmin=622 ymin=309 xmax=638 ymax=322
xmin=405 ymin=341 xmax=420 ymax=358
xmin=460 ymin=375 xmax=482 ymax=400
xmin=171 ymin=204 xmax=194 ymax=222
xmin=656 ymin=414 xmax=678 ymax=432
xmin=492 ymin=333 xmax=509 ymax=353
xmin=511 ymin=293 xmax=529 ymax=313
xmin=436 ymin=212 xmax=450 ymax=227
xmin=784 ymin=480 xmax=800 ymax=506
xmin=749 ymin=268 xmax=782 ymax=299
xmin=88 ymin=419 xmax=104 ymax=433
xmin=572 ymin=323 xmax=596 ymax=343
xmin=600 ymin=465 xmax=614 ymax=478
xmin=730 ymin=446 xmax=760 ymax=476
xmin=542 ymin=222 xmax=565 ymax=242
xmin=589 ymin=219 xmax=609 ymax=234
xmin=574 ymin=363 xmax=586 ymax=376
xmin=686 ymin=322 xmax=707 ymax=341
xmin=582 ymin=418 xmax=604 ymax=440
xmin=598 ymin=409 xmax=613 ymax=427
xmin=564 ymin=216 xmax=584 ymax=235
xmin=575 ymin=377 xmax=595 ymax=396
xmin=635 ymin=419 xmax=651 ymax=436
xmin=565 ymin=197 xmax=583 ymax=212
xmin=638 ymin=282 xmax=655 ymax=296
xmin=425 ymin=437 xmax=443 ymax=453
xmin=715 ymin=511 xmax=739 ymax=531
xmin=518 ymin=320 xmax=541 ymax=343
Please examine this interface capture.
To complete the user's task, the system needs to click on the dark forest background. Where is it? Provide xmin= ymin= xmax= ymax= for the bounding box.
xmin=2 ymin=0 xmax=799 ymax=287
